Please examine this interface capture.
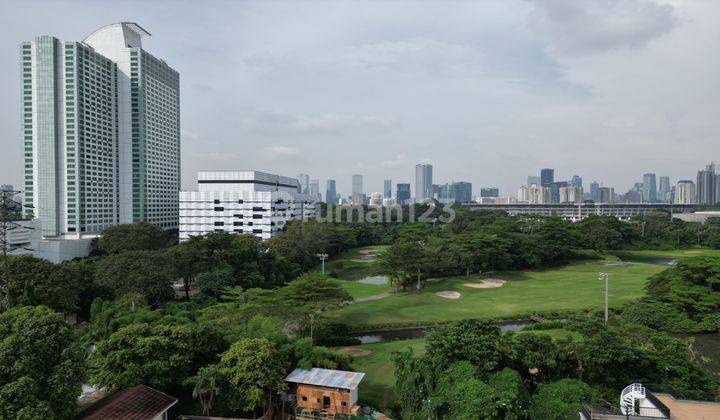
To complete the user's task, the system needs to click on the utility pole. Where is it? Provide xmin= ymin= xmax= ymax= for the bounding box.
xmin=316 ymin=253 xmax=328 ymax=275
xmin=0 ymin=189 xmax=33 ymax=311
xmin=598 ymin=272 xmax=609 ymax=322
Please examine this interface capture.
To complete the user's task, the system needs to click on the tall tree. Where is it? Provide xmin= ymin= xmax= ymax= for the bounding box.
xmin=96 ymin=222 xmax=169 ymax=255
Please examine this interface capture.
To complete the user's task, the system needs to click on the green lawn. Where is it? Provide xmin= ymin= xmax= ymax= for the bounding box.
xmin=334 ymin=279 xmax=391 ymax=299
xmin=324 ymin=245 xmax=388 ymax=281
xmin=349 ymin=338 xmax=426 ymax=410
xmin=612 ymin=248 xmax=720 ymax=262
xmin=332 ymin=261 xmax=666 ymax=327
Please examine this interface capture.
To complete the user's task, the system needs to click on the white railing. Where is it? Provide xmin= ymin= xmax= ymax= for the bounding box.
xmin=620 ymin=383 xmax=646 ymax=415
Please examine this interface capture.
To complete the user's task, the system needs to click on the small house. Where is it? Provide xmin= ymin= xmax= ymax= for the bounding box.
xmin=286 ymin=367 xmax=365 ymax=416
xmin=77 ymin=384 xmax=177 ymax=420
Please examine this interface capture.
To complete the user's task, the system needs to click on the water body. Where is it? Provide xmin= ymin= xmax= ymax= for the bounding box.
xmin=354 ymin=320 xmax=532 ymax=344
xmin=614 ymin=253 xmax=677 ymax=266
xmin=357 ymin=275 xmax=389 ymax=285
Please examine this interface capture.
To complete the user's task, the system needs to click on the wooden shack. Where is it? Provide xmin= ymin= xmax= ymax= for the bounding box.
xmin=285 ymin=367 xmax=365 ymax=416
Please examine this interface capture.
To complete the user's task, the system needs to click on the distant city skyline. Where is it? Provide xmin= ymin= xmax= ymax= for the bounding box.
xmin=1 ymin=1 xmax=720 ymax=199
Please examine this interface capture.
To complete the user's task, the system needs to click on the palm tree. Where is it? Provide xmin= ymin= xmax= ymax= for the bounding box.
xmin=188 ymin=365 xmax=222 ymax=416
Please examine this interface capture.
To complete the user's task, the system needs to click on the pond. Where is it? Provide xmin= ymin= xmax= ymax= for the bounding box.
xmin=353 ymin=320 xmax=532 ymax=344
xmin=357 ymin=275 xmax=390 ymax=285
xmin=614 ymin=253 xmax=677 ymax=266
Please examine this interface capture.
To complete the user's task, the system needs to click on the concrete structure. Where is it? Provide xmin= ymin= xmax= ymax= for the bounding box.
xmin=581 ymin=383 xmax=720 ymax=420
xmin=325 ymin=179 xmax=337 ymax=205
xmin=21 ymin=22 xmax=179 ymax=261
xmin=396 ymin=183 xmax=411 ymax=205
xmin=643 ymin=173 xmax=657 ymax=203
xmin=368 ymin=192 xmax=383 ymax=206
xmin=179 ymin=171 xmax=315 ymax=241
xmin=528 ymin=185 xmax=551 ymax=204
xmin=517 ymin=185 xmax=529 ymax=203
xmin=286 ymin=368 xmax=365 ymax=417
xmin=415 ymin=163 xmax=433 ymax=202
xmin=674 ymin=180 xmax=696 ymax=205
xmin=673 ymin=211 xmax=720 ymax=224
xmin=559 ymin=186 xmax=583 ymax=204
xmin=464 ymin=202 xmax=697 ymax=222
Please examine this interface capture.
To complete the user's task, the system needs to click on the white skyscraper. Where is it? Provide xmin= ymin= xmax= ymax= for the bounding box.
xmin=21 ymin=23 xmax=179 ymax=259
xmin=674 ymin=180 xmax=696 ymax=204
xmin=415 ymin=163 xmax=433 ymax=202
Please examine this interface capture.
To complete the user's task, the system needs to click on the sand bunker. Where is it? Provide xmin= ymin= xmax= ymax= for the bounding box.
xmin=337 ymin=347 xmax=372 ymax=357
xmin=463 ymin=279 xmax=506 ymax=289
xmin=436 ymin=291 xmax=461 ymax=299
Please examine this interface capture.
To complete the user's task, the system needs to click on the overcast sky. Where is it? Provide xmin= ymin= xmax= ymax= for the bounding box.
xmin=1 ymin=0 xmax=719 ymax=197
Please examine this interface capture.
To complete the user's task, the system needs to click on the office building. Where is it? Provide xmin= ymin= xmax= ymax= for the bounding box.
xmin=480 ymin=187 xmax=499 ymax=198
xmin=528 ymin=185 xmax=551 ymax=204
xmin=368 ymin=192 xmax=383 ymax=206
xmin=351 ymin=192 xmax=365 ymax=206
xmin=396 ymin=183 xmax=411 ymax=205
xmin=297 ymin=174 xmax=310 ymax=195
xmin=590 ymin=181 xmax=600 ymax=202
xmin=658 ymin=176 xmax=671 ymax=202
xmin=559 ymin=186 xmax=583 ymax=204
xmin=439 ymin=182 xmax=472 ymax=204
xmin=383 ymin=180 xmax=392 ymax=198
xmin=674 ymin=180 xmax=696 ymax=204
xmin=415 ymin=163 xmax=433 ymax=202
xmin=642 ymin=173 xmax=657 ymax=203
xmin=527 ymin=176 xmax=541 ymax=187
xmin=570 ymin=175 xmax=583 ymax=189
xmin=21 ymin=23 xmax=180 ymax=261
xmin=540 ymin=168 xmax=554 ymax=187
xmin=696 ymin=162 xmax=719 ymax=205
xmin=179 ymin=171 xmax=315 ymax=241
xmin=325 ymin=180 xmax=337 ymax=205
xmin=549 ymin=181 xmax=567 ymax=204
xmin=309 ymin=179 xmax=321 ymax=202
xmin=352 ymin=174 xmax=363 ymax=195
xmin=599 ymin=187 xmax=615 ymax=204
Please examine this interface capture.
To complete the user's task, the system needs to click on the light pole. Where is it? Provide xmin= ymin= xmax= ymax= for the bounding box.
xmin=317 ymin=253 xmax=328 ymax=275
xmin=598 ymin=272 xmax=610 ymax=322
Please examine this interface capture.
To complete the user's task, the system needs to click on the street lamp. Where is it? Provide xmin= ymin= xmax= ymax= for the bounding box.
xmin=317 ymin=253 xmax=328 ymax=275
xmin=598 ymin=272 xmax=610 ymax=322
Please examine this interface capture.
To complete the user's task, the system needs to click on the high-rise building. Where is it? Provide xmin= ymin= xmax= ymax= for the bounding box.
xmin=310 ymin=179 xmax=321 ymax=202
xmin=540 ymin=168 xmax=554 ymax=187
xmin=383 ymin=180 xmax=392 ymax=198
xmin=696 ymin=163 xmax=719 ymax=205
xmin=517 ymin=185 xmax=529 ymax=202
xmin=297 ymin=174 xmax=310 ymax=194
xmin=549 ymin=181 xmax=567 ymax=204
xmin=396 ymin=183 xmax=411 ymax=205
xmin=368 ymin=192 xmax=383 ymax=206
xmin=480 ymin=187 xmax=499 ymax=198
xmin=599 ymin=187 xmax=615 ymax=204
xmin=415 ymin=163 xmax=433 ymax=202
xmin=21 ymin=23 xmax=180 ymax=253
xmin=325 ymin=180 xmax=337 ymax=205
xmin=528 ymin=185 xmax=551 ymax=204
xmin=590 ymin=181 xmax=600 ymax=202
xmin=658 ymin=176 xmax=671 ymax=202
xmin=179 ymin=171 xmax=315 ymax=241
xmin=642 ymin=173 xmax=657 ymax=203
xmin=440 ymin=182 xmax=472 ymax=204
xmin=674 ymin=180 xmax=696 ymax=204
xmin=559 ymin=186 xmax=583 ymax=204
xmin=352 ymin=174 xmax=363 ymax=195
xmin=570 ymin=175 xmax=583 ymax=189
xmin=527 ymin=176 xmax=541 ymax=187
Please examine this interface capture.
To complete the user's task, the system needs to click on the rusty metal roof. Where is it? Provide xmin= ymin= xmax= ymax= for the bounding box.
xmin=286 ymin=368 xmax=365 ymax=390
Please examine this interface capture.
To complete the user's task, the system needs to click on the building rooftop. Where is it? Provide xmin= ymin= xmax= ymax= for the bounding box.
xmin=654 ymin=393 xmax=720 ymax=420
xmin=286 ymin=368 xmax=365 ymax=390
xmin=77 ymin=384 xmax=177 ymax=420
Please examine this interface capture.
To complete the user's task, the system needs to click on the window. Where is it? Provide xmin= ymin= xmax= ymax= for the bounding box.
xmin=214 ymin=207 xmax=224 ymax=211
xmin=238 ymin=199 xmax=244 ymax=204
xmin=233 ymin=222 xmax=243 ymax=226
xmin=252 ymin=206 xmax=264 ymax=211
xmin=302 ymin=396 xmax=307 ymax=402
xmin=214 ymin=221 xmax=224 ymax=226
xmin=252 ymin=214 xmax=263 ymax=219
xmin=214 ymin=199 xmax=220 ymax=204
xmin=253 ymin=229 xmax=263 ymax=234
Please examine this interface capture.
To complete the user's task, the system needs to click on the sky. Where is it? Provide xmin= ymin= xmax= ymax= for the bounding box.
xmin=1 ymin=0 xmax=719 ymax=198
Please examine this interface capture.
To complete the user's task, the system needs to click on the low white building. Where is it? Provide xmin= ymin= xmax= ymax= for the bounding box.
xmin=179 ymin=171 xmax=316 ymax=241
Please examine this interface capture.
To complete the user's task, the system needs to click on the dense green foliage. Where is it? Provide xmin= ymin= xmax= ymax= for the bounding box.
xmin=0 ymin=306 xmax=86 ymax=419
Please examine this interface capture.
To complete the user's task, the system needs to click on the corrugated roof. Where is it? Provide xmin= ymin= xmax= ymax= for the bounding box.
xmin=286 ymin=368 xmax=365 ymax=390
xmin=78 ymin=384 xmax=177 ymax=420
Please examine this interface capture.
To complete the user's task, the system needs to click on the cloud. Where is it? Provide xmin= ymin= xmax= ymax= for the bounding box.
xmin=234 ymin=108 xmax=398 ymax=137
xmin=529 ymin=0 xmax=676 ymax=55
xmin=261 ymin=145 xmax=300 ymax=158
xmin=380 ymin=152 xmax=407 ymax=168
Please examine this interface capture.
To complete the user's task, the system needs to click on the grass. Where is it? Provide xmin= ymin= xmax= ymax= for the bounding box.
xmin=612 ymin=248 xmax=720 ymax=262
xmin=334 ymin=279 xmax=391 ymax=299
xmin=324 ymin=245 xmax=389 ymax=281
xmin=349 ymin=338 xmax=426 ymax=410
xmin=332 ymin=260 xmax=666 ymax=327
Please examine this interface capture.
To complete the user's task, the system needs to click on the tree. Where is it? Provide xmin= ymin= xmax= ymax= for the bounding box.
xmin=218 ymin=338 xmax=287 ymax=416
xmin=91 ymin=323 xmax=226 ymax=391
xmin=380 ymin=240 xmax=428 ymax=289
xmin=186 ymin=365 xmax=222 ymax=416
xmin=510 ymin=333 xmax=562 ymax=383
xmin=0 ymin=306 xmax=86 ymax=419
xmin=6 ymin=256 xmax=85 ymax=314
xmin=427 ymin=319 xmax=502 ymax=372
xmin=94 ymin=250 xmax=174 ymax=307
xmin=529 ymin=379 xmax=595 ymax=419
xmin=196 ymin=268 xmax=236 ymax=298
xmin=96 ymin=222 xmax=169 ymax=255
xmin=646 ymin=257 xmax=720 ymax=321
